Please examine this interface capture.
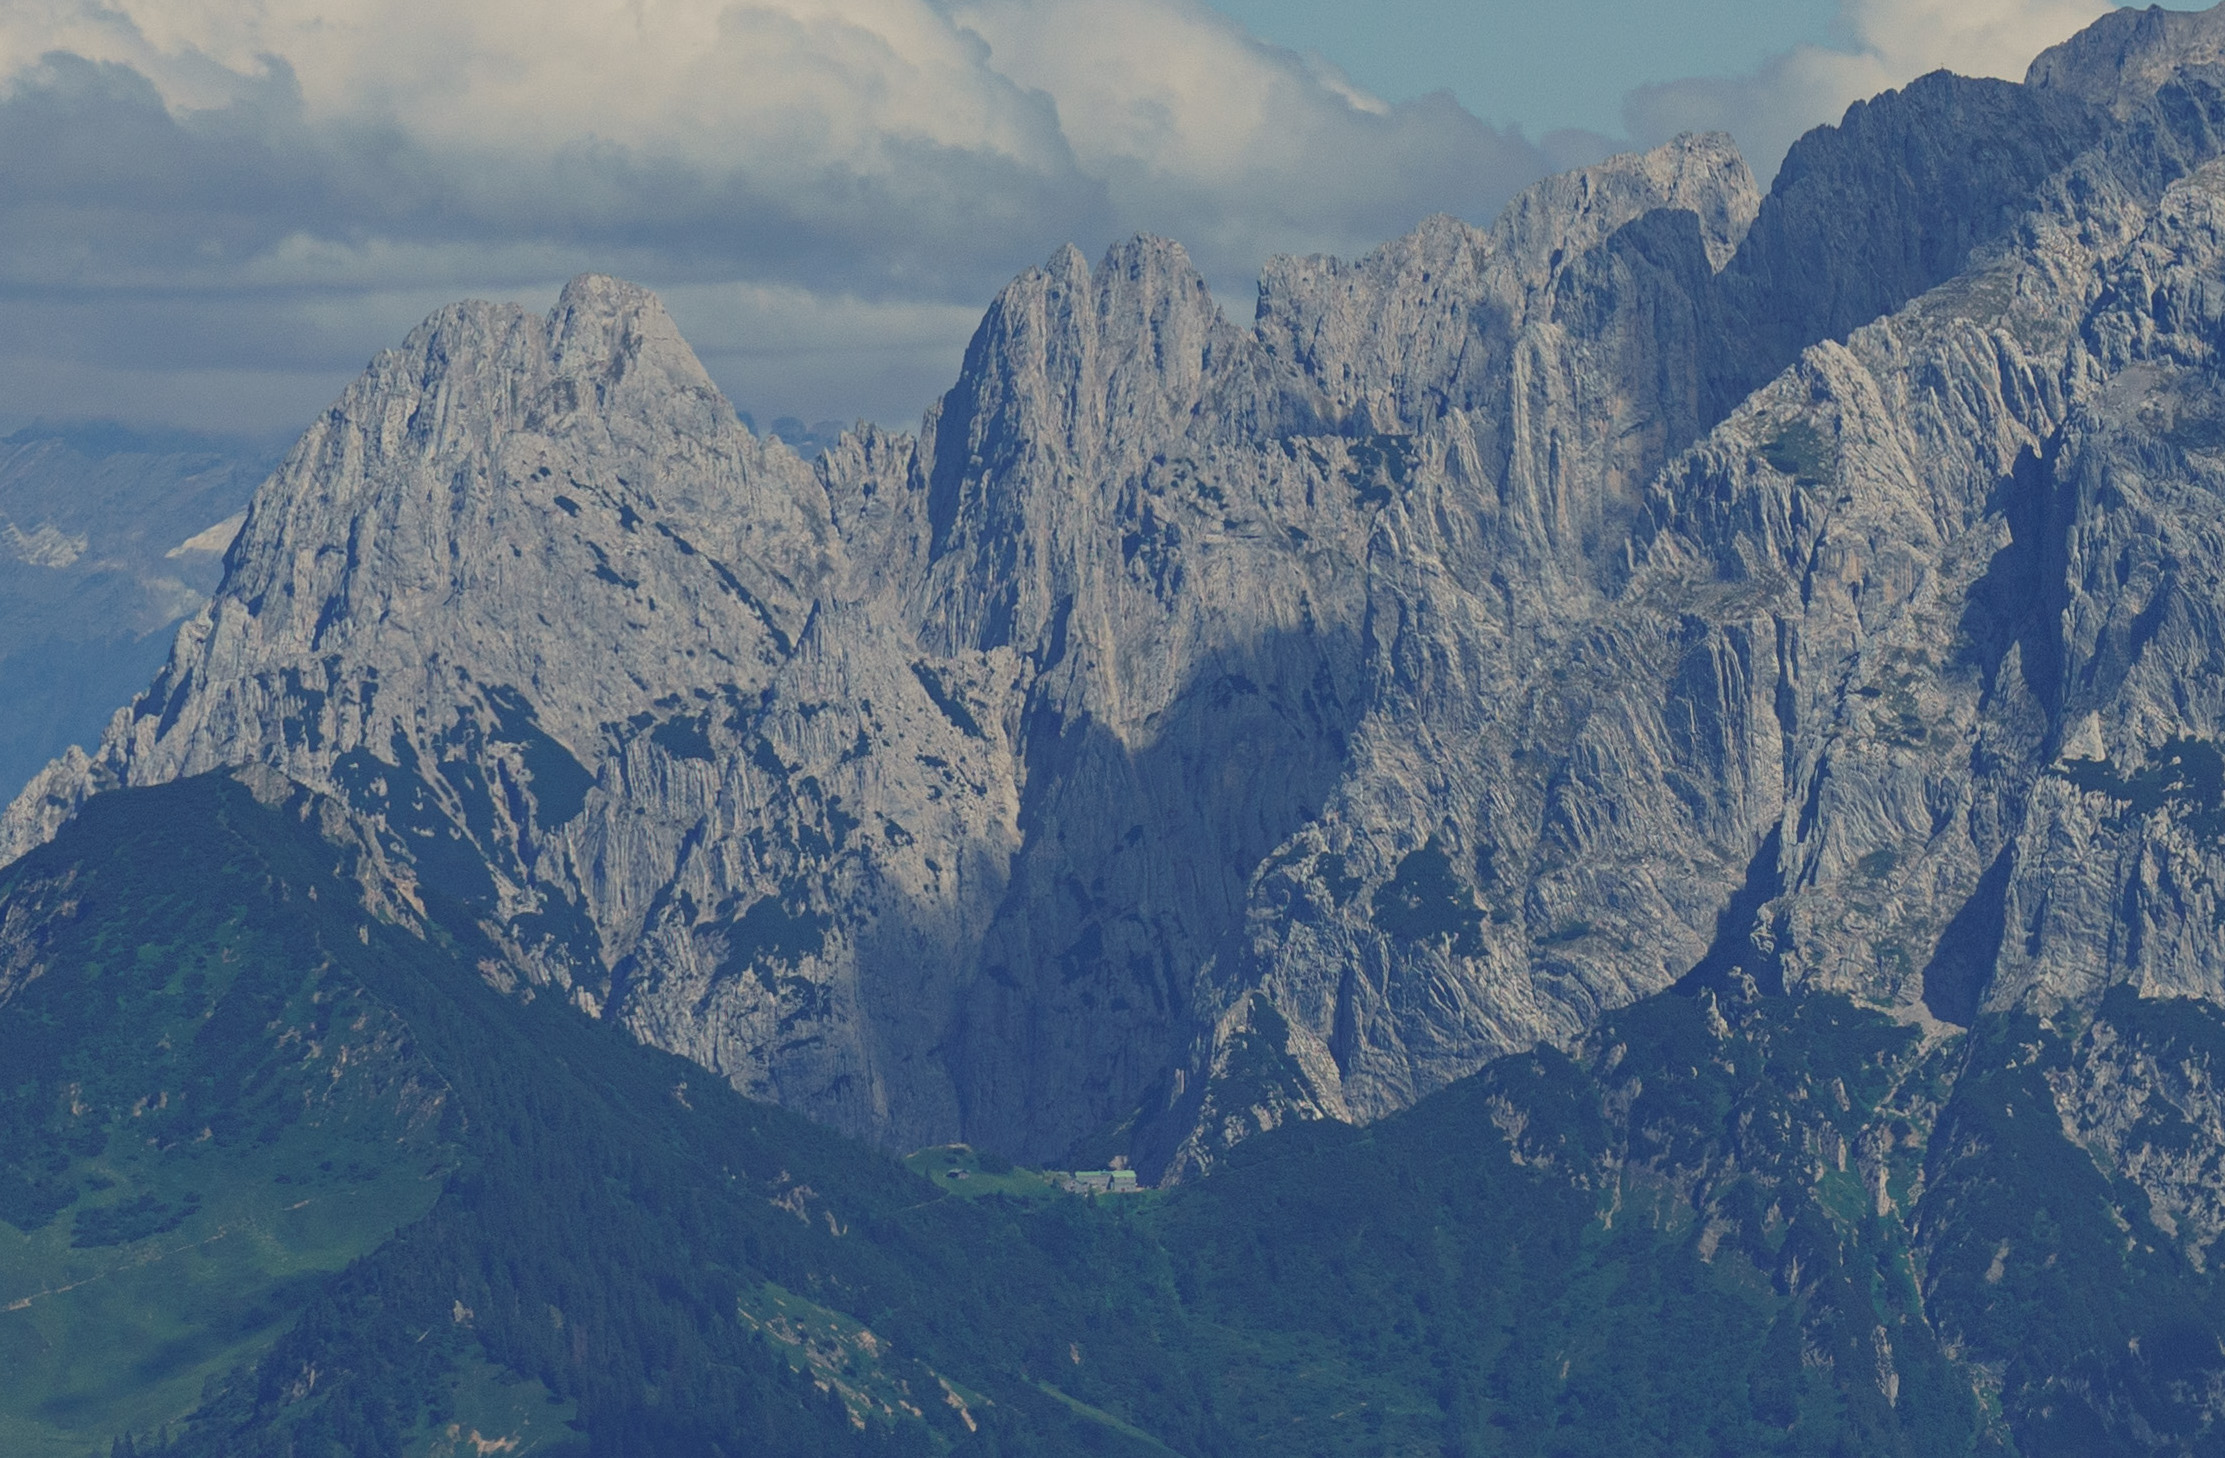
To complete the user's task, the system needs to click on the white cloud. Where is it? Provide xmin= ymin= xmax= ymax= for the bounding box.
xmin=954 ymin=0 xmax=1541 ymax=274
xmin=0 ymin=0 xmax=1546 ymax=274
xmin=1626 ymin=0 xmax=2108 ymax=177
xmin=0 ymin=0 xmax=2136 ymax=438
xmin=956 ymin=0 xmax=1382 ymax=186
xmin=0 ymin=0 xmax=1557 ymax=433
xmin=1851 ymin=0 xmax=2110 ymax=81
xmin=0 ymin=0 xmax=1062 ymax=168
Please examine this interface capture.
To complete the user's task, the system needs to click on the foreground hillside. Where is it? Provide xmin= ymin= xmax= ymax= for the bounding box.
xmin=3 ymin=774 xmax=2221 ymax=1455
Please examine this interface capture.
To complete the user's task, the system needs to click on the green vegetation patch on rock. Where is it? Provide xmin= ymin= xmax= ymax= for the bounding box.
xmin=1371 ymin=838 xmax=1486 ymax=955
xmin=2058 ymin=735 xmax=2225 ymax=840
xmin=1760 ymin=419 xmax=1835 ymax=486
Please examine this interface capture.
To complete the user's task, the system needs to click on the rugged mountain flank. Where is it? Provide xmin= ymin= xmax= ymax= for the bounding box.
xmin=19 ymin=775 xmax=2225 ymax=1456
xmin=11 ymin=775 xmax=2225 ymax=1455
xmin=0 ymin=136 xmax=1778 ymax=1164
xmin=16 ymin=7 xmax=2225 ymax=1188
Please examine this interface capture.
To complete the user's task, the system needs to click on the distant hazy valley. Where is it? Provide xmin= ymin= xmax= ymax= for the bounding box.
xmin=0 ymin=426 xmax=266 ymax=803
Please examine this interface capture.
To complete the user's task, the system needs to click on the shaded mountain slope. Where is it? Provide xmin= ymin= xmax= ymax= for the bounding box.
xmin=7 ymin=775 xmax=2225 ymax=1454
xmin=14 ymin=8 xmax=2225 ymax=1187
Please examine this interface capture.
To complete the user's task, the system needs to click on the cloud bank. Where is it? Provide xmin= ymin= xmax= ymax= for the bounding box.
xmin=0 ymin=0 xmax=2141 ymax=439
xmin=0 ymin=0 xmax=1557 ymax=435
xmin=1627 ymin=0 xmax=2112 ymax=177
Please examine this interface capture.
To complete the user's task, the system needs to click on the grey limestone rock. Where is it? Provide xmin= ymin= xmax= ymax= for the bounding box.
xmin=2027 ymin=1 xmax=2225 ymax=116
xmin=24 ymin=6 xmax=2225 ymax=1187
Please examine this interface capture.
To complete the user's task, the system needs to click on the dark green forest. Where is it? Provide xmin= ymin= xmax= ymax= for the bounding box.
xmin=1 ymin=776 xmax=2220 ymax=1456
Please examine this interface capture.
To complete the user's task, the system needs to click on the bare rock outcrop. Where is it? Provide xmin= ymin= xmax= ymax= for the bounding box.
xmin=22 ymin=7 xmax=2225 ymax=1183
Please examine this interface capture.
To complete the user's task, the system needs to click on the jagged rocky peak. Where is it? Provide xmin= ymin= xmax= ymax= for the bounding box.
xmin=1488 ymin=128 xmax=1760 ymax=277
xmin=930 ymin=236 xmax=1228 ymax=456
xmin=1252 ymin=132 xmax=1760 ymax=432
xmin=1621 ymin=24 xmax=2225 ymax=1036
xmin=2028 ymin=0 xmax=2225 ymax=115
xmin=0 ymin=272 xmax=835 ymax=873
xmin=914 ymin=234 xmax=1238 ymax=653
xmin=1704 ymin=71 xmax=2107 ymax=424
xmin=24 ymin=2 xmax=2225 ymax=1183
xmin=205 ymin=272 xmax=825 ymax=725
xmin=546 ymin=273 xmax=723 ymax=403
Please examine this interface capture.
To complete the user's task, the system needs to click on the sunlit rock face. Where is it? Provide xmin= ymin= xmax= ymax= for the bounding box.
xmin=20 ymin=8 xmax=2225 ymax=1181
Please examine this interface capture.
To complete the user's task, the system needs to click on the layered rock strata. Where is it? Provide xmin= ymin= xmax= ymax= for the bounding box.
xmin=17 ymin=6 xmax=2225 ymax=1183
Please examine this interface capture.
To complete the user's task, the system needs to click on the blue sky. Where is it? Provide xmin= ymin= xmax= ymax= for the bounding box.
xmin=0 ymin=0 xmax=2204 ymax=439
xmin=1208 ymin=0 xmax=2193 ymax=137
xmin=1207 ymin=0 xmax=1843 ymax=136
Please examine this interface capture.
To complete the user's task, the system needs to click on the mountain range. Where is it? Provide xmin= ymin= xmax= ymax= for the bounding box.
xmin=14 ymin=3 xmax=2225 ymax=1453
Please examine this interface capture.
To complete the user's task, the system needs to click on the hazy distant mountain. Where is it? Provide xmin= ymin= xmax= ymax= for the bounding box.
xmin=739 ymin=414 xmax=855 ymax=461
xmin=0 ymin=425 xmax=268 ymax=802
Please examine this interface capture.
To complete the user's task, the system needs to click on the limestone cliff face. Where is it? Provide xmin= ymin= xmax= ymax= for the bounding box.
xmin=22 ymin=6 xmax=2225 ymax=1181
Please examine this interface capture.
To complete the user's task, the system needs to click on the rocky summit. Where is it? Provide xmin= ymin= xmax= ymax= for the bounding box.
xmin=18 ymin=5 xmax=2225 ymax=1195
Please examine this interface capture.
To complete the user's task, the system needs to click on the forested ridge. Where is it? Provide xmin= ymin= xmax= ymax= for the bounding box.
xmin=0 ymin=776 xmax=2216 ymax=1456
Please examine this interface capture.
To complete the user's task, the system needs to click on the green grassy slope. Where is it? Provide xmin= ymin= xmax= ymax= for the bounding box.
xmin=3 ymin=776 xmax=2221 ymax=1456
xmin=0 ymin=783 xmax=461 ymax=1458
